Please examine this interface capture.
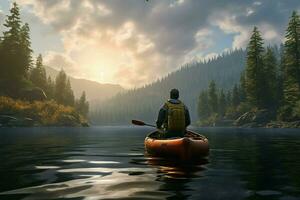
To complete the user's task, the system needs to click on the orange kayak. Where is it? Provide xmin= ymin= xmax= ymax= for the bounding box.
xmin=144 ymin=130 xmax=209 ymax=160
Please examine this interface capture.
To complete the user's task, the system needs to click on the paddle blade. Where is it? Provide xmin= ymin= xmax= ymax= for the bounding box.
xmin=131 ymin=120 xmax=146 ymax=126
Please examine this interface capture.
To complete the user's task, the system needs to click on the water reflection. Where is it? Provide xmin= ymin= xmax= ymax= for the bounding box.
xmin=145 ymin=156 xmax=208 ymax=179
xmin=0 ymin=127 xmax=300 ymax=200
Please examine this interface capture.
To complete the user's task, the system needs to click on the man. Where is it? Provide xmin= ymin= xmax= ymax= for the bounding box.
xmin=156 ymin=89 xmax=191 ymax=138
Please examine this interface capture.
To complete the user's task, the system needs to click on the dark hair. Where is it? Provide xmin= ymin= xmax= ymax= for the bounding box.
xmin=170 ymin=89 xmax=179 ymax=99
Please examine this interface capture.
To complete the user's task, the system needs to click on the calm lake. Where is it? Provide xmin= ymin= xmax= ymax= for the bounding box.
xmin=0 ymin=126 xmax=299 ymax=200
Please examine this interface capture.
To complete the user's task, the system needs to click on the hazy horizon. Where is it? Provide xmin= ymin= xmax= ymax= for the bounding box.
xmin=1 ymin=0 xmax=299 ymax=88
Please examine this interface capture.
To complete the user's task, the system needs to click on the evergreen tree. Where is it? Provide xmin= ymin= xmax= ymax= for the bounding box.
xmin=198 ymin=90 xmax=210 ymax=119
xmin=218 ymin=89 xmax=226 ymax=117
xmin=277 ymin=44 xmax=285 ymax=106
xmin=54 ymin=69 xmax=67 ymax=105
xmin=19 ymin=23 xmax=33 ymax=77
xmin=208 ymin=80 xmax=218 ymax=113
xmin=75 ymin=91 xmax=89 ymax=118
xmin=263 ymin=47 xmax=278 ymax=109
xmin=245 ymin=27 xmax=265 ymax=108
xmin=282 ymin=11 xmax=300 ymax=113
xmin=30 ymin=54 xmax=47 ymax=91
xmin=226 ymin=90 xmax=232 ymax=107
xmin=65 ymin=78 xmax=75 ymax=106
xmin=0 ymin=2 xmax=23 ymax=94
xmin=232 ymin=84 xmax=240 ymax=107
xmin=45 ymin=76 xmax=54 ymax=99
xmin=239 ymin=72 xmax=246 ymax=102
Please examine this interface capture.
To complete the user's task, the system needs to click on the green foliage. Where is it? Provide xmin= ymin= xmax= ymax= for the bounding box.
xmin=232 ymin=84 xmax=240 ymax=107
xmin=54 ymin=70 xmax=75 ymax=106
xmin=218 ymin=89 xmax=226 ymax=117
xmin=263 ymin=47 xmax=278 ymax=109
xmin=198 ymin=113 xmax=219 ymax=127
xmin=75 ymin=91 xmax=89 ymax=118
xmin=0 ymin=2 xmax=89 ymax=122
xmin=0 ymin=96 xmax=87 ymax=126
xmin=91 ymin=49 xmax=246 ymax=124
xmin=245 ymin=27 xmax=266 ymax=108
xmin=282 ymin=11 xmax=300 ymax=112
xmin=65 ymin=79 xmax=75 ymax=106
xmin=208 ymin=80 xmax=218 ymax=113
xmin=198 ymin=90 xmax=210 ymax=119
xmin=30 ymin=54 xmax=48 ymax=92
xmin=0 ymin=2 xmax=32 ymax=97
xmin=45 ymin=76 xmax=55 ymax=99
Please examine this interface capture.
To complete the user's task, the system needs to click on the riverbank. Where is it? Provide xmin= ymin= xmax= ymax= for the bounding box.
xmin=0 ymin=96 xmax=88 ymax=127
xmin=198 ymin=109 xmax=300 ymax=128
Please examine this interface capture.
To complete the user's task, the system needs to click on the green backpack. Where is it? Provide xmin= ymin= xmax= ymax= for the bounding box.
xmin=164 ymin=101 xmax=186 ymax=132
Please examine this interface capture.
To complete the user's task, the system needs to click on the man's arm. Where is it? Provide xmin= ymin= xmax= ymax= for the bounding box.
xmin=156 ymin=105 xmax=167 ymax=128
xmin=185 ymin=106 xmax=191 ymax=127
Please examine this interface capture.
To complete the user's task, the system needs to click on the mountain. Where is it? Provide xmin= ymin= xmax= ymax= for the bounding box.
xmin=44 ymin=66 xmax=125 ymax=105
xmin=91 ymin=49 xmax=247 ymax=125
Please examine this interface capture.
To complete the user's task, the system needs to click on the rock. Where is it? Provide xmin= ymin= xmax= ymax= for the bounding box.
xmin=57 ymin=114 xmax=80 ymax=126
xmin=234 ymin=111 xmax=255 ymax=126
xmin=0 ymin=115 xmax=17 ymax=124
xmin=81 ymin=122 xmax=89 ymax=127
xmin=0 ymin=115 xmax=36 ymax=127
xmin=23 ymin=118 xmax=35 ymax=127
xmin=234 ymin=109 xmax=273 ymax=127
xmin=20 ymin=87 xmax=47 ymax=101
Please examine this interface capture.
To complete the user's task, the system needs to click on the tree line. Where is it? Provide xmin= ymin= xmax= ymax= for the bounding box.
xmin=0 ymin=2 xmax=89 ymax=118
xmin=198 ymin=11 xmax=300 ymax=124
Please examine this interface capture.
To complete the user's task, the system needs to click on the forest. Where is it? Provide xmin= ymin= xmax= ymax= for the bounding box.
xmin=0 ymin=3 xmax=89 ymax=126
xmin=91 ymin=11 xmax=300 ymax=128
xmin=91 ymin=49 xmax=246 ymax=124
xmin=198 ymin=11 xmax=300 ymax=128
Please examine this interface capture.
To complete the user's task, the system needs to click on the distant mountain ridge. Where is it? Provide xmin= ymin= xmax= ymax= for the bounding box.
xmin=45 ymin=66 xmax=125 ymax=104
xmin=91 ymin=49 xmax=247 ymax=124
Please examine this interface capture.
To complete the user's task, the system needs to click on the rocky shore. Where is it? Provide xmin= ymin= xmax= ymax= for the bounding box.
xmin=205 ymin=109 xmax=300 ymax=128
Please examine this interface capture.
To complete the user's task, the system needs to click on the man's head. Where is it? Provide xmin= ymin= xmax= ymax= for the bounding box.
xmin=170 ymin=89 xmax=179 ymax=99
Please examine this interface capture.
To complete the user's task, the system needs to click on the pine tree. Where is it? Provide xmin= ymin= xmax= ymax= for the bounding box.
xmin=263 ymin=47 xmax=278 ymax=109
xmin=282 ymin=11 xmax=300 ymax=112
xmin=54 ymin=70 xmax=67 ymax=105
xmin=239 ymin=72 xmax=246 ymax=102
xmin=0 ymin=3 xmax=25 ymax=79
xmin=45 ymin=76 xmax=54 ymax=99
xmin=208 ymin=80 xmax=218 ymax=113
xmin=65 ymin=78 xmax=75 ymax=106
xmin=245 ymin=27 xmax=265 ymax=108
xmin=218 ymin=89 xmax=226 ymax=117
xmin=276 ymin=44 xmax=285 ymax=108
xmin=226 ymin=90 xmax=232 ymax=107
xmin=30 ymin=54 xmax=47 ymax=91
xmin=198 ymin=90 xmax=211 ymax=119
xmin=75 ymin=91 xmax=89 ymax=117
xmin=232 ymin=84 xmax=240 ymax=107
xmin=20 ymin=23 xmax=32 ymax=77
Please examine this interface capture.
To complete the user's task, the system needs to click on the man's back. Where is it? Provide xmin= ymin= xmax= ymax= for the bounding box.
xmin=156 ymin=98 xmax=191 ymax=138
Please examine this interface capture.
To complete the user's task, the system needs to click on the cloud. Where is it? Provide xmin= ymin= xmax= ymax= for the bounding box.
xmin=44 ymin=51 xmax=77 ymax=73
xmin=13 ymin=0 xmax=300 ymax=87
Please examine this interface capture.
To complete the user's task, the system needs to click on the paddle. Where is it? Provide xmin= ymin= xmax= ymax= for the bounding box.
xmin=132 ymin=119 xmax=207 ymax=140
xmin=131 ymin=119 xmax=156 ymax=128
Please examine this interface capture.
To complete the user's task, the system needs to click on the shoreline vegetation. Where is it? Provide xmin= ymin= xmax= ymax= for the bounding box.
xmin=0 ymin=3 xmax=89 ymax=127
xmin=197 ymin=11 xmax=300 ymax=128
xmin=0 ymin=96 xmax=88 ymax=127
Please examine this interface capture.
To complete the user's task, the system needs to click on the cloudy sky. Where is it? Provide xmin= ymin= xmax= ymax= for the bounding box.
xmin=0 ymin=0 xmax=300 ymax=88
